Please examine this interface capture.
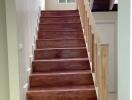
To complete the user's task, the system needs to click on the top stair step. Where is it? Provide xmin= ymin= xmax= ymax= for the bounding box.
xmin=41 ymin=10 xmax=79 ymax=17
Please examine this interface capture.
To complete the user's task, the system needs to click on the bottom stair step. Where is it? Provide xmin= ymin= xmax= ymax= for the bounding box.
xmin=27 ymin=86 xmax=97 ymax=100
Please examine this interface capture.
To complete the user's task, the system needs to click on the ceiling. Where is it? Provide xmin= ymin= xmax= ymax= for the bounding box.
xmin=92 ymin=0 xmax=118 ymax=12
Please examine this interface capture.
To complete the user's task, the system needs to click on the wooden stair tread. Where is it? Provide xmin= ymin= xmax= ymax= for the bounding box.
xmin=29 ymin=85 xmax=95 ymax=91
xmin=35 ymin=47 xmax=86 ymax=51
xmin=27 ymin=10 xmax=97 ymax=100
xmin=39 ymin=22 xmax=81 ymax=24
xmin=40 ymin=15 xmax=80 ymax=18
xmin=31 ymin=70 xmax=92 ymax=76
xmin=33 ymin=58 xmax=89 ymax=62
xmin=37 ymin=38 xmax=84 ymax=41
xmin=33 ymin=70 xmax=90 ymax=74
xmin=40 ymin=29 xmax=83 ymax=33
xmin=27 ymin=85 xmax=97 ymax=100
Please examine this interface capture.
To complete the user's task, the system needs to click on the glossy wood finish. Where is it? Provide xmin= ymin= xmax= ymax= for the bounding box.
xmin=32 ymin=58 xmax=91 ymax=73
xmin=40 ymin=16 xmax=80 ymax=24
xmin=41 ymin=10 xmax=79 ymax=17
xmin=39 ymin=23 xmax=82 ymax=31
xmin=29 ymin=70 xmax=93 ymax=89
xmin=34 ymin=48 xmax=87 ymax=59
xmin=27 ymin=10 xmax=97 ymax=100
xmin=38 ymin=33 xmax=83 ymax=39
xmin=27 ymin=86 xmax=97 ymax=100
xmin=36 ymin=39 xmax=85 ymax=49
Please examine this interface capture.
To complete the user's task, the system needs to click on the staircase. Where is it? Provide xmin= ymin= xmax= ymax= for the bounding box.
xmin=27 ymin=10 xmax=97 ymax=100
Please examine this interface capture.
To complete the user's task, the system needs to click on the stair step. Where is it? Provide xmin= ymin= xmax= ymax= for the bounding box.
xmin=40 ymin=16 xmax=80 ymax=24
xmin=38 ymin=31 xmax=83 ymax=35
xmin=39 ymin=23 xmax=82 ymax=31
xmin=41 ymin=10 xmax=79 ymax=17
xmin=38 ymin=33 xmax=83 ymax=39
xmin=36 ymin=39 xmax=85 ymax=49
xmin=29 ymin=70 xmax=94 ymax=89
xmin=39 ymin=30 xmax=83 ymax=32
xmin=32 ymin=58 xmax=90 ymax=73
xmin=27 ymin=10 xmax=97 ymax=100
xmin=34 ymin=47 xmax=87 ymax=60
xmin=27 ymin=85 xmax=97 ymax=100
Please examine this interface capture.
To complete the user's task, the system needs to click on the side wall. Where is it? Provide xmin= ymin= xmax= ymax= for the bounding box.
xmin=45 ymin=0 xmax=77 ymax=10
xmin=15 ymin=0 xmax=43 ymax=100
xmin=5 ymin=0 xmax=44 ymax=100
xmin=0 ymin=0 xmax=9 ymax=100
xmin=118 ymin=0 xmax=130 ymax=100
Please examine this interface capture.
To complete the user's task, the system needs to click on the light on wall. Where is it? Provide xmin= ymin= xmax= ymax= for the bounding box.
xmin=114 ymin=0 xmax=118 ymax=4
xmin=41 ymin=0 xmax=45 ymax=10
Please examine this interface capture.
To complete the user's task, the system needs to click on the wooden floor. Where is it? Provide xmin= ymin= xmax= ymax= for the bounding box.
xmin=27 ymin=10 xmax=97 ymax=100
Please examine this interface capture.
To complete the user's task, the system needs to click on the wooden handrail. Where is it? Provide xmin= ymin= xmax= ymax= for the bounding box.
xmin=76 ymin=0 xmax=109 ymax=100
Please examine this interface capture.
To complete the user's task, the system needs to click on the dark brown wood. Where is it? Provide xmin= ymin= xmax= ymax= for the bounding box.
xmin=27 ymin=86 xmax=97 ymax=100
xmin=39 ymin=23 xmax=82 ymax=31
xmin=32 ymin=58 xmax=91 ymax=73
xmin=34 ymin=48 xmax=88 ymax=59
xmin=29 ymin=70 xmax=94 ymax=89
xmin=27 ymin=10 xmax=97 ymax=100
xmin=40 ymin=16 xmax=80 ymax=24
xmin=36 ymin=39 xmax=86 ymax=49
xmin=38 ymin=33 xmax=83 ymax=39
xmin=41 ymin=10 xmax=79 ymax=17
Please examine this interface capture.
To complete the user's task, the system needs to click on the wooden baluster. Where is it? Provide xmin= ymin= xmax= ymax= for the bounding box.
xmin=94 ymin=43 xmax=98 ymax=87
xmin=92 ymin=34 xmax=95 ymax=72
xmin=76 ymin=1 xmax=109 ymax=100
xmin=98 ymin=44 xmax=109 ymax=100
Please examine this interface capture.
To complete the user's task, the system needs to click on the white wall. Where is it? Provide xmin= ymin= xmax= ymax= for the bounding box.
xmin=118 ymin=0 xmax=130 ymax=100
xmin=5 ymin=0 xmax=44 ymax=100
xmin=15 ymin=0 xmax=43 ymax=100
xmin=45 ymin=0 xmax=77 ymax=10
xmin=93 ymin=12 xmax=117 ymax=100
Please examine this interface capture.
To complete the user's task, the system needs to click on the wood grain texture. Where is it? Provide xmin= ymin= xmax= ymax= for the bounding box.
xmin=27 ymin=10 xmax=97 ymax=100
xmin=34 ymin=48 xmax=88 ymax=59
xmin=32 ymin=58 xmax=91 ymax=73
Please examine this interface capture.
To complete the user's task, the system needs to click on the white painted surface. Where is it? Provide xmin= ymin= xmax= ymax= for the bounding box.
xmin=45 ymin=0 xmax=77 ymax=10
xmin=15 ymin=0 xmax=43 ymax=100
xmin=130 ymin=0 xmax=132 ymax=99
xmin=118 ymin=0 xmax=130 ymax=100
xmin=93 ymin=12 xmax=117 ymax=100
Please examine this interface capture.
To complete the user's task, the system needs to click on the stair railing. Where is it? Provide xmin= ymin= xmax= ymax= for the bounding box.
xmin=76 ymin=0 xmax=109 ymax=100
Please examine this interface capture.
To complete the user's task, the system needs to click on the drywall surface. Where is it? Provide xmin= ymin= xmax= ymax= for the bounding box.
xmin=93 ymin=12 xmax=117 ymax=21
xmin=45 ymin=0 xmax=77 ymax=10
xmin=5 ymin=0 xmax=43 ymax=100
xmin=93 ymin=12 xmax=117 ymax=100
xmin=118 ymin=0 xmax=130 ymax=100
xmin=0 ymin=0 xmax=9 ymax=100
xmin=15 ymin=0 xmax=42 ymax=100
